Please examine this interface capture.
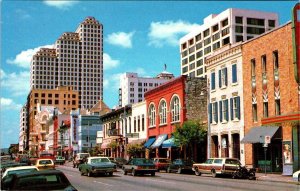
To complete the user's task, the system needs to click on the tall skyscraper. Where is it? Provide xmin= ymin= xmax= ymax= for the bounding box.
xmin=179 ymin=8 xmax=278 ymax=78
xmin=30 ymin=17 xmax=103 ymax=109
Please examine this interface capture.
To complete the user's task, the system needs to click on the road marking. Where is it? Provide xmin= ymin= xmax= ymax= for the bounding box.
xmin=145 ymin=178 xmax=174 ymax=184
xmin=93 ymin=180 xmax=113 ymax=186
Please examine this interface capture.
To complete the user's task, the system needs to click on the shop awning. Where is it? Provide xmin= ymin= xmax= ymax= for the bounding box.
xmin=241 ymin=126 xmax=279 ymax=144
xmin=144 ymin=137 xmax=156 ymax=148
xmin=151 ymin=134 xmax=168 ymax=148
xmin=162 ymin=137 xmax=177 ymax=148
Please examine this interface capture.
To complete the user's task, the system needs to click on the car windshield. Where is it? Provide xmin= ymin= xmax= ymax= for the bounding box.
xmin=225 ymin=159 xmax=241 ymax=165
xmin=135 ymin=159 xmax=153 ymax=165
xmin=91 ymin=158 xmax=110 ymax=163
xmin=7 ymin=169 xmax=37 ymax=176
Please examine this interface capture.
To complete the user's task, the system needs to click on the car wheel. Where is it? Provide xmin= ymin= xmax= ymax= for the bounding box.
xmin=108 ymin=172 xmax=113 ymax=176
xmin=167 ymin=167 xmax=171 ymax=173
xmin=211 ymin=170 xmax=217 ymax=178
xmin=195 ymin=169 xmax=201 ymax=176
xmin=151 ymin=172 xmax=155 ymax=176
xmin=132 ymin=169 xmax=137 ymax=176
xmin=177 ymin=168 xmax=182 ymax=174
xmin=80 ymin=170 xmax=84 ymax=176
xmin=87 ymin=171 xmax=93 ymax=177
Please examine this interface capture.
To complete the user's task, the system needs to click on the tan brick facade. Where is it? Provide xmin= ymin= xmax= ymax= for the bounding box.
xmin=242 ymin=22 xmax=298 ymax=172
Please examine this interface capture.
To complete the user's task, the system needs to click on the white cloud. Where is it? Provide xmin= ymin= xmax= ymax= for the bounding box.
xmin=1 ymin=71 xmax=30 ymax=97
xmin=7 ymin=45 xmax=53 ymax=68
xmin=133 ymin=67 xmax=146 ymax=76
xmin=103 ymin=73 xmax=122 ymax=90
xmin=0 ymin=69 xmax=6 ymax=79
xmin=43 ymin=1 xmax=78 ymax=10
xmin=148 ymin=20 xmax=200 ymax=47
xmin=0 ymin=97 xmax=22 ymax=111
xmin=106 ymin=32 xmax=135 ymax=48
xmin=103 ymin=53 xmax=120 ymax=70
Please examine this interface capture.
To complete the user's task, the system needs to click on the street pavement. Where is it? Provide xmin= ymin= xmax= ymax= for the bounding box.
xmin=56 ymin=162 xmax=299 ymax=191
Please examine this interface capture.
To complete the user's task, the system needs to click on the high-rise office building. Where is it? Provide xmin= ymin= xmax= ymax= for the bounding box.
xmin=30 ymin=17 xmax=103 ymax=109
xmin=179 ymin=8 xmax=278 ymax=78
xmin=119 ymin=71 xmax=174 ymax=107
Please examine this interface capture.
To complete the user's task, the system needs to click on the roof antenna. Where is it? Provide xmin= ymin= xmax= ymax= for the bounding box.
xmin=164 ymin=63 xmax=167 ymax=71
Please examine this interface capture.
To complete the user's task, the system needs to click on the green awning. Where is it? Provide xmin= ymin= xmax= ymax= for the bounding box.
xmin=162 ymin=137 xmax=177 ymax=148
xmin=241 ymin=126 xmax=279 ymax=144
xmin=151 ymin=134 xmax=168 ymax=148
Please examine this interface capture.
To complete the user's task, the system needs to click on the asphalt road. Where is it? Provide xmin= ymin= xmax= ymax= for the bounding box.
xmin=57 ymin=165 xmax=299 ymax=191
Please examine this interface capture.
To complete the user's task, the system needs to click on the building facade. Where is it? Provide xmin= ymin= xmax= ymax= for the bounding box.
xmin=242 ymin=22 xmax=299 ymax=175
xmin=119 ymin=71 xmax=174 ymax=107
xmin=129 ymin=101 xmax=147 ymax=143
xmin=26 ymin=86 xmax=78 ymax=155
xmin=180 ymin=8 xmax=278 ymax=78
xmin=19 ymin=105 xmax=27 ymax=153
xmin=206 ymin=43 xmax=245 ymax=164
xmin=144 ymin=76 xmax=207 ymax=162
xmin=30 ymin=17 xmax=103 ymax=110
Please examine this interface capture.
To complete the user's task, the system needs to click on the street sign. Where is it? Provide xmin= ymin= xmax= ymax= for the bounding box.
xmin=265 ymin=136 xmax=271 ymax=144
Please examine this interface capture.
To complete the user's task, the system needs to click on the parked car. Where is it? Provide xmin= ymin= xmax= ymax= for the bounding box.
xmin=167 ymin=159 xmax=194 ymax=174
xmin=1 ymin=166 xmax=38 ymax=189
xmin=55 ymin=156 xmax=65 ymax=165
xmin=114 ymin=157 xmax=128 ymax=168
xmin=79 ymin=157 xmax=116 ymax=177
xmin=122 ymin=158 xmax=156 ymax=176
xmin=153 ymin=158 xmax=171 ymax=172
xmin=0 ymin=161 xmax=27 ymax=177
xmin=35 ymin=159 xmax=55 ymax=170
xmin=292 ymin=169 xmax=300 ymax=183
xmin=192 ymin=158 xmax=241 ymax=177
xmin=2 ymin=169 xmax=77 ymax=190
xmin=73 ymin=153 xmax=90 ymax=168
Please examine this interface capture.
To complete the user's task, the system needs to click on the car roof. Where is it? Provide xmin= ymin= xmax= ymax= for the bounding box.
xmin=4 ymin=166 xmax=38 ymax=171
xmin=13 ymin=169 xmax=64 ymax=178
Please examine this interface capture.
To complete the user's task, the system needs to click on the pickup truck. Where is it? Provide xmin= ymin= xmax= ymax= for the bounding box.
xmin=192 ymin=158 xmax=241 ymax=177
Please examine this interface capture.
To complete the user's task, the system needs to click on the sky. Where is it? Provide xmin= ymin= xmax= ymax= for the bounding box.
xmin=0 ymin=0 xmax=297 ymax=148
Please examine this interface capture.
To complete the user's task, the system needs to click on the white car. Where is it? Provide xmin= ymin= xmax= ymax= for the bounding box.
xmin=2 ymin=166 xmax=38 ymax=179
xmin=293 ymin=170 xmax=300 ymax=183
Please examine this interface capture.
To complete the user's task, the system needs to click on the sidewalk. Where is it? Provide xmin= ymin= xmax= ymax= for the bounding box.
xmin=256 ymin=173 xmax=296 ymax=184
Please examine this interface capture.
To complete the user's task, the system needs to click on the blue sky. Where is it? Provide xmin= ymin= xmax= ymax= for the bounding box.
xmin=0 ymin=1 xmax=296 ymax=148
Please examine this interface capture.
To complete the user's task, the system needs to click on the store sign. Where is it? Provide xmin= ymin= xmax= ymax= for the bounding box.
xmin=265 ymin=136 xmax=271 ymax=144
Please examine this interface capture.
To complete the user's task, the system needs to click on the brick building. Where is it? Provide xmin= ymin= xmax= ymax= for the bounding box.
xmin=242 ymin=22 xmax=299 ymax=175
xmin=144 ymin=76 xmax=207 ymax=162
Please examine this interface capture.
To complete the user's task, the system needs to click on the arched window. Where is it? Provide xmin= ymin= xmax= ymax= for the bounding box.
xmin=149 ymin=104 xmax=156 ymax=127
xmin=159 ymin=100 xmax=167 ymax=124
xmin=171 ymin=96 xmax=180 ymax=122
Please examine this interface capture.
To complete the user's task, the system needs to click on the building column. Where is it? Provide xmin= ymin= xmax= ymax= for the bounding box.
xmin=228 ymin=131 xmax=232 ymax=158
xmin=218 ymin=133 xmax=222 ymax=157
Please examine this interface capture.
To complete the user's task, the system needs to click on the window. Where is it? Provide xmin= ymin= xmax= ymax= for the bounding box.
xmin=221 ymin=18 xmax=228 ymax=27
xmin=235 ymin=16 xmax=243 ymax=24
xmin=204 ymin=29 xmax=210 ymax=37
xmin=189 ymin=55 xmax=195 ymax=62
xmin=182 ymin=66 xmax=188 ymax=74
xmin=189 ymin=63 xmax=195 ymax=70
xmin=251 ymin=59 xmax=256 ymax=77
xmin=247 ymin=18 xmax=265 ymax=26
xmin=142 ymin=115 xmax=145 ymax=131
xmin=275 ymin=99 xmax=281 ymax=115
xmin=212 ymin=33 xmax=220 ymax=41
xmin=236 ymin=35 xmax=243 ymax=42
xmin=212 ymin=24 xmax=219 ymax=32
xmin=247 ymin=27 xmax=265 ymax=35
xmin=41 ymin=93 xmax=45 ymax=98
xmin=48 ymin=100 xmax=52 ymax=104
xmin=211 ymin=72 xmax=216 ymax=90
xmin=222 ymin=37 xmax=230 ymax=45
xmin=171 ymin=96 xmax=180 ymax=122
xmin=235 ymin=26 xmax=243 ymax=33
xmin=209 ymin=102 xmax=218 ymax=124
xmin=221 ymin=27 xmax=229 ymax=36
xmin=230 ymin=97 xmax=240 ymax=120
xmin=273 ymin=51 xmax=279 ymax=70
xmin=196 ymin=34 xmax=201 ymax=41
xmin=219 ymin=99 xmax=229 ymax=122
xmin=232 ymin=64 xmax=237 ymax=83
xmin=196 ymin=50 xmax=203 ymax=58
xmin=189 ymin=38 xmax=194 ymax=45
xmin=263 ymin=102 xmax=269 ymax=118
xmin=149 ymin=104 xmax=156 ymax=127
xmin=212 ymin=42 xmax=220 ymax=50
xmin=219 ymin=67 xmax=228 ymax=88
xmin=197 ymin=59 xmax=203 ymax=67
xmin=41 ymin=99 xmax=45 ymax=104
xmin=204 ymin=38 xmax=211 ymax=46
xmin=181 ymin=43 xmax=187 ymax=50
xmin=268 ymin=20 xmax=275 ymax=27
xmin=252 ymin=104 xmax=258 ymax=122
xmin=204 ymin=46 xmax=211 ymax=54
xmin=159 ymin=101 xmax=167 ymax=124
xmin=134 ymin=117 xmax=136 ymax=132
xmin=261 ymin=55 xmax=267 ymax=74
xmin=138 ymin=116 xmax=140 ymax=132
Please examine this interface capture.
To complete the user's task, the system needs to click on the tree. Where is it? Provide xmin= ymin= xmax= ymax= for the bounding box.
xmin=126 ymin=143 xmax=144 ymax=158
xmin=173 ymin=120 xmax=207 ymax=160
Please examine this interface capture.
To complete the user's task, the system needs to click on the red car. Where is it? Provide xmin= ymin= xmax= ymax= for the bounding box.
xmin=153 ymin=158 xmax=171 ymax=172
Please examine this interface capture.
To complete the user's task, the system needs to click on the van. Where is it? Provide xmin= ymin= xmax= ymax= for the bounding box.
xmin=73 ymin=153 xmax=90 ymax=168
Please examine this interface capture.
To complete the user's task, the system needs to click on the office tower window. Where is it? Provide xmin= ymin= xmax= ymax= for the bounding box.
xmin=235 ymin=16 xmax=243 ymax=24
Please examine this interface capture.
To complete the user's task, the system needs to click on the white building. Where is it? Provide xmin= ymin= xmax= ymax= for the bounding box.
xmin=206 ymin=43 xmax=245 ymax=164
xmin=119 ymin=71 xmax=174 ymax=107
xmin=30 ymin=17 xmax=103 ymax=109
xmin=128 ymin=101 xmax=147 ymax=143
xmin=19 ymin=105 xmax=27 ymax=152
xmin=180 ymin=8 xmax=278 ymax=78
